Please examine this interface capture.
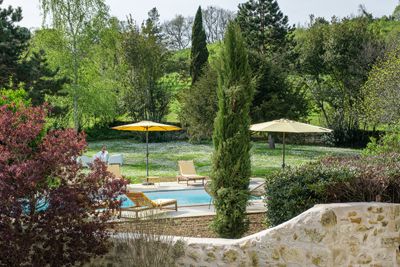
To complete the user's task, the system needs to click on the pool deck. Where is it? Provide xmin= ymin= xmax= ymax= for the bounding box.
xmin=121 ymin=179 xmax=266 ymax=219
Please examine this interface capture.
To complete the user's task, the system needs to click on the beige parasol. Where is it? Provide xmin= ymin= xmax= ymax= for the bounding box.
xmin=112 ymin=121 xmax=181 ymax=183
xmin=250 ymin=119 xmax=332 ymax=168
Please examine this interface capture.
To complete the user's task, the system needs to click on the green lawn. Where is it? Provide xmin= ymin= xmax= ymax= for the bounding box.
xmin=86 ymin=140 xmax=359 ymax=183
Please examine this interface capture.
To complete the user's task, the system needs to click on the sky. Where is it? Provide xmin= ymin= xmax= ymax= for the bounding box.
xmin=2 ymin=0 xmax=399 ymax=30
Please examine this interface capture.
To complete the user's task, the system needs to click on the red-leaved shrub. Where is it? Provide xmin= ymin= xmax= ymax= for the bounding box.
xmin=321 ymin=153 xmax=400 ymax=203
xmin=0 ymin=104 xmax=127 ymax=266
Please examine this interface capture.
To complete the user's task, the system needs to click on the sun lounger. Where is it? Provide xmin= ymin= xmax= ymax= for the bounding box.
xmin=177 ymin=160 xmax=208 ymax=186
xmin=107 ymin=164 xmax=122 ymax=179
xmin=249 ymin=182 xmax=266 ymax=197
xmin=119 ymin=192 xmax=178 ymax=218
xmin=108 ymin=154 xmax=123 ymax=165
xmin=93 ymin=152 xmax=109 ymax=163
xmin=204 ymin=178 xmax=265 ymax=209
xmin=79 ymin=155 xmax=93 ymax=168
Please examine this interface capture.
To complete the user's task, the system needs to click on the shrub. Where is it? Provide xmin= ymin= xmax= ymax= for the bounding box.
xmin=179 ymin=66 xmax=218 ymax=142
xmin=265 ymin=162 xmax=354 ymax=226
xmin=321 ymin=154 xmax=400 ymax=203
xmin=265 ymin=154 xmax=400 ymax=226
xmin=0 ymin=104 xmax=127 ymax=266
xmin=363 ymin=127 xmax=400 ymax=155
xmin=0 ymin=87 xmax=30 ymax=109
xmin=87 ymin=214 xmax=185 ymax=267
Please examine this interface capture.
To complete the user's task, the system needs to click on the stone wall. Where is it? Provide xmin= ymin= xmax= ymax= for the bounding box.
xmin=175 ymin=203 xmax=400 ymax=266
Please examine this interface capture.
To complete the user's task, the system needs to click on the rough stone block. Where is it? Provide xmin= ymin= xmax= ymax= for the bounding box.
xmin=357 ymin=253 xmax=372 ymax=264
xmin=321 ymin=209 xmax=337 ymax=227
xmin=350 ymin=217 xmax=362 ymax=224
xmin=223 ymin=249 xmax=238 ymax=264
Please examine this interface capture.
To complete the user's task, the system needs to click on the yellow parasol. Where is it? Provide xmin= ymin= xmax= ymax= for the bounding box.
xmin=250 ymin=119 xmax=332 ymax=168
xmin=112 ymin=121 xmax=181 ymax=183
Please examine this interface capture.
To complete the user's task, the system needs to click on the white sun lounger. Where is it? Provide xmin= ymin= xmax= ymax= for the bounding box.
xmin=108 ymin=154 xmax=123 ymax=165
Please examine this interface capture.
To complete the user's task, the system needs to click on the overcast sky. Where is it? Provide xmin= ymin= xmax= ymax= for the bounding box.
xmin=2 ymin=0 xmax=398 ymax=29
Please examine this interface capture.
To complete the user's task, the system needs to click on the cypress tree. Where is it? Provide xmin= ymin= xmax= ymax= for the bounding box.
xmin=190 ymin=6 xmax=209 ymax=84
xmin=211 ymin=22 xmax=254 ymax=238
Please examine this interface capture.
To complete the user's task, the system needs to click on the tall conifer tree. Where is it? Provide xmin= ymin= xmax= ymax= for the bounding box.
xmin=236 ymin=0 xmax=290 ymax=54
xmin=0 ymin=1 xmax=30 ymax=86
xmin=211 ymin=22 xmax=254 ymax=238
xmin=190 ymin=6 xmax=209 ymax=84
xmin=236 ymin=0 xmax=308 ymax=134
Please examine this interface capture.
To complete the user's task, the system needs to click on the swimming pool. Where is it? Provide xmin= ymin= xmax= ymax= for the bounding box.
xmin=120 ymin=189 xmax=261 ymax=208
xmin=121 ymin=189 xmax=212 ymax=207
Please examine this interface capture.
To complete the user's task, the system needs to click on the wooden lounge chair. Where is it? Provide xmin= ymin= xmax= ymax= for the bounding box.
xmin=249 ymin=182 xmax=266 ymax=197
xmin=177 ymin=160 xmax=208 ymax=186
xmin=107 ymin=164 xmax=122 ymax=178
xmin=119 ymin=192 xmax=177 ymax=218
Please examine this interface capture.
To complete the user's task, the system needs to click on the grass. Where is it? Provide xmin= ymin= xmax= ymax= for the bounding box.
xmin=86 ymin=139 xmax=360 ymax=183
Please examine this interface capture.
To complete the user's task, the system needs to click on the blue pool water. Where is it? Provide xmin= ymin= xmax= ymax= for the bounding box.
xmin=120 ymin=189 xmax=212 ymax=207
xmin=120 ymin=189 xmax=261 ymax=208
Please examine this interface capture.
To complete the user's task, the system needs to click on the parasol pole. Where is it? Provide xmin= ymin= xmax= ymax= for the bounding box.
xmin=146 ymin=128 xmax=149 ymax=178
xmin=282 ymin=132 xmax=286 ymax=169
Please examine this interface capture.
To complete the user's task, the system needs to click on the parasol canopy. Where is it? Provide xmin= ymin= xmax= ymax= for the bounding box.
xmin=250 ymin=119 xmax=332 ymax=168
xmin=112 ymin=121 xmax=181 ymax=184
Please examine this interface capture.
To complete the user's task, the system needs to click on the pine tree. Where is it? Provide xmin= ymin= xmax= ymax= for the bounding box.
xmin=0 ymin=1 xmax=30 ymax=86
xmin=211 ymin=22 xmax=254 ymax=238
xmin=236 ymin=0 xmax=308 ymax=128
xmin=18 ymin=50 xmax=67 ymax=107
xmin=236 ymin=0 xmax=291 ymax=54
xmin=190 ymin=6 xmax=209 ymax=84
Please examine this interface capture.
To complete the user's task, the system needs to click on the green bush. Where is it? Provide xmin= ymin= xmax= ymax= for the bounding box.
xmin=0 ymin=88 xmax=30 ymax=109
xmin=265 ymin=162 xmax=354 ymax=226
xmin=85 ymin=123 xmax=141 ymax=141
xmin=179 ymin=66 xmax=218 ymax=142
xmin=265 ymin=154 xmax=400 ymax=226
xmin=363 ymin=127 xmax=400 ymax=155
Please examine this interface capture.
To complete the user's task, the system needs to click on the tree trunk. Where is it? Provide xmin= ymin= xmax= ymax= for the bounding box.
xmin=268 ymin=134 xmax=275 ymax=149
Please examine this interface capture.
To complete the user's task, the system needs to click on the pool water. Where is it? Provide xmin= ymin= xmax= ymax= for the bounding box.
xmin=120 ymin=189 xmax=261 ymax=208
xmin=121 ymin=189 xmax=212 ymax=207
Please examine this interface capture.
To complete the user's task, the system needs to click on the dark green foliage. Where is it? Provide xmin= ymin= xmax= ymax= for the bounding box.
xmin=122 ymin=15 xmax=170 ymax=122
xmin=236 ymin=0 xmax=307 ymax=123
xmin=249 ymin=53 xmax=308 ymax=122
xmin=0 ymin=1 xmax=30 ymax=86
xmin=0 ymin=2 xmax=67 ymax=115
xmin=190 ymin=6 xmax=209 ymax=84
xmin=179 ymin=66 xmax=218 ymax=141
xmin=18 ymin=50 xmax=68 ymax=107
xmin=265 ymin=154 xmax=400 ymax=226
xmin=211 ymin=23 xmax=254 ymax=238
xmin=85 ymin=123 xmax=141 ymax=141
xmin=237 ymin=0 xmax=291 ymax=54
xmin=265 ymin=162 xmax=352 ymax=226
